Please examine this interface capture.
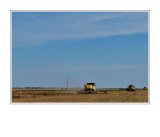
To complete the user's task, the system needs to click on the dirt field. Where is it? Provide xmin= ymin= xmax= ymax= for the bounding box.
xmin=12 ymin=89 xmax=148 ymax=103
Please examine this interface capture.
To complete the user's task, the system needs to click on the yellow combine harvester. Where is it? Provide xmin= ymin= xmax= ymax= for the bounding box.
xmin=126 ymin=85 xmax=136 ymax=91
xmin=84 ymin=83 xmax=98 ymax=94
xmin=143 ymin=87 xmax=148 ymax=90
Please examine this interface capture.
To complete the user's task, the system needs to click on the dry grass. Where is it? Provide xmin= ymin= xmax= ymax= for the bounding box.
xmin=12 ymin=89 xmax=148 ymax=103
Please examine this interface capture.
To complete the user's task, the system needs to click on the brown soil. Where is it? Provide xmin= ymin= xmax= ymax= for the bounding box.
xmin=12 ymin=89 xmax=148 ymax=103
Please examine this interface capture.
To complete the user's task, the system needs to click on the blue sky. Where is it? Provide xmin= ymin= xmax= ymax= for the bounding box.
xmin=12 ymin=12 xmax=148 ymax=88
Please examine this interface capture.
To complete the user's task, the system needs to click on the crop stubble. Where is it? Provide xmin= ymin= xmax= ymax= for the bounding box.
xmin=12 ymin=89 xmax=148 ymax=103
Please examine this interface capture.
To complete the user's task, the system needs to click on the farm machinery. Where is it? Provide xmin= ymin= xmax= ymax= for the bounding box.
xmin=126 ymin=85 xmax=136 ymax=91
xmin=143 ymin=87 xmax=148 ymax=90
xmin=84 ymin=83 xmax=98 ymax=94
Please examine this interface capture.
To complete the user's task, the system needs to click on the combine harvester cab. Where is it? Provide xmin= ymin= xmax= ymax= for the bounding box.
xmin=84 ymin=83 xmax=98 ymax=94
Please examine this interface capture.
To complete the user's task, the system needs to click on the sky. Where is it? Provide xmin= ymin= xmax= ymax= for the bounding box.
xmin=12 ymin=12 xmax=148 ymax=88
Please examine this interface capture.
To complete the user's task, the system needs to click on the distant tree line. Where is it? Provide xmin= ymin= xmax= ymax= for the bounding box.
xmin=12 ymin=87 xmax=63 ymax=89
xmin=13 ymin=87 xmax=44 ymax=89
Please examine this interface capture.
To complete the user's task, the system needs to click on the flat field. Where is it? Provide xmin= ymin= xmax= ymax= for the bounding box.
xmin=12 ymin=89 xmax=148 ymax=103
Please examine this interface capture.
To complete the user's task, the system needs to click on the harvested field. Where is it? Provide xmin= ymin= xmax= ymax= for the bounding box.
xmin=12 ymin=89 xmax=148 ymax=103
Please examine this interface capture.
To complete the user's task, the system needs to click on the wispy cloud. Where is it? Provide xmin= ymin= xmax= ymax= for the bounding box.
xmin=46 ymin=65 xmax=144 ymax=72
xmin=12 ymin=12 xmax=148 ymax=47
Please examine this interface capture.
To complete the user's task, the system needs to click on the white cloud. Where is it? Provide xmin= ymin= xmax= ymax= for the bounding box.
xmin=12 ymin=12 xmax=148 ymax=47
